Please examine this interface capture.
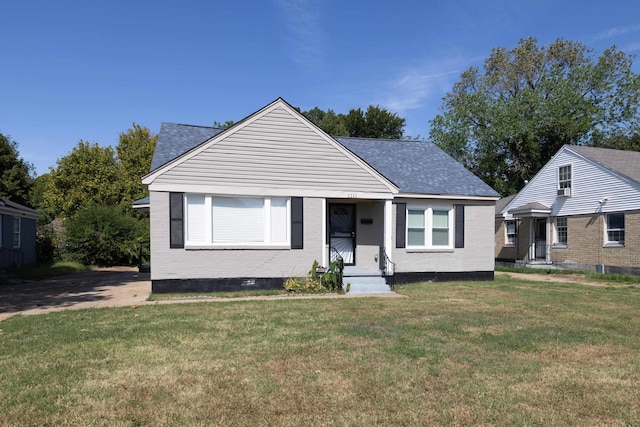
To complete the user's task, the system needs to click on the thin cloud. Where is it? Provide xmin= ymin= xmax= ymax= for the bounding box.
xmin=274 ymin=0 xmax=325 ymax=71
xmin=377 ymin=58 xmax=471 ymax=113
xmin=593 ymin=24 xmax=640 ymax=40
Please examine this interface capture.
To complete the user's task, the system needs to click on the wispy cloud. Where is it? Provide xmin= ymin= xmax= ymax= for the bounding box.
xmin=376 ymin=58 xmax=471 ymax=113
xmin=593 ymin=24 xmax=640 ymax=40
xmin=274 ymin=0 xmax=325 ymax=72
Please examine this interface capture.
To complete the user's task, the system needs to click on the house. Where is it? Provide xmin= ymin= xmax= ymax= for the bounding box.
xmin=495 ymin=145 xmax=640 ymax=274
xmin=0 ymin=198 xmax=39 ymax=268
xmin=142 ymin=98 xmax=500 ymax=293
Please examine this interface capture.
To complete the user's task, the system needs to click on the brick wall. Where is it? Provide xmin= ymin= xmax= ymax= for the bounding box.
xmin=551 ymin=210 xmax=640 ymax=268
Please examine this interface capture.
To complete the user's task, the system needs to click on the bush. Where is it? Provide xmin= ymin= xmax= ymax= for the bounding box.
xmin=64 ymin=205 xmax=147 ymax=266
xmin=283 ymin=277 xmax=325 ymax=293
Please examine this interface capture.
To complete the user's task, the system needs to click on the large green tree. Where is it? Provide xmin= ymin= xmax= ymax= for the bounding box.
xmin=116 ymin=123 xmax=157 ymax=205
xmin=302 ymin=105 xmax=406 ymax=139
xmin=0 ymin=132 xmax=33 ymax=206
xmin=44 ymin=141 xmax=121 ymax=218
xmin=429 ymin=37 xmax=640 ymax=195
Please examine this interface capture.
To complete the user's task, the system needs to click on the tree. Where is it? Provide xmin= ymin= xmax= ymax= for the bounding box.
xmin=0 ymin=132 xmax=33 ymax=206
xmin=44 ymin=141 xmax=121 ymax=218
xmin=429 ymin=37 xmax=640 ymax=195
xmin=116 ymin=123 xmax=157 ymax=206
xmin=302 ymin=105 xmax=405 ymax=139
xmin=213 ymin=120 xmax=235 ymax=129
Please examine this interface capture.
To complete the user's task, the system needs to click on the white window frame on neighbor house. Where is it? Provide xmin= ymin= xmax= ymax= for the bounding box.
xmin=184 ymin=194 xmax=290 ymax=247
xmin=557 ymin=164 xmax=572 ymax=193
xmin=604 ymin=212 xmax=625 ymax=246
xmin=505 ymin=220 xmax=516 ymax=246
xmin=12 ymin=217 xmax=21 ymax=248
xmin=406 ymin=204 xmax=454 ymax=249
xmin=554 ymin=217 xmax=567 ymax=246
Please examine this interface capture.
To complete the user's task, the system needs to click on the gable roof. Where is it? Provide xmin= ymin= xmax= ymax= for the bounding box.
xmin=495 ymin=194 xmax=516 ymax=215
xmin=145 ymin=98 xmax=499 ymax=199
xmin=569 ymin=145 xmax=640 ymax=184
xmin=336 ymin=137 xmax=499 ymax=197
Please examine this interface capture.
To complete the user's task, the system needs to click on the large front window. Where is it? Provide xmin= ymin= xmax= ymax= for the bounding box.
xmin=185 ymin=195 xmax=289 ymax=246
xmin=605 ymin=213 xmax=625 ymax=246
xmin=407 ymin=206 xmax=453 ymax=248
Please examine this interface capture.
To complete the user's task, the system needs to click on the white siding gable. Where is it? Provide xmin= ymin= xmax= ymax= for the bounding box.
xmin=146 ymin=100 xmax=397 ymax=199
xmin=503 ymin=146 xmax=640 ymax=219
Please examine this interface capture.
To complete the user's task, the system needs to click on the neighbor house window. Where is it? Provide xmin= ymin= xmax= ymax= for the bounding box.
xmin=605 ymin=213 xmax=625 ymax=246
xmin=555 ymin=217 xmax=567 ymax=246
xmin=12 ymin=217 xmax=21 ymax=248
xmin=185 ymin=195 xmax=289 ymax=246
xmin=505 ymin=220 xmax=516 ymax=245
xmin=558 ymin=165 xmax=572 ymax=194
xmin=407 ymin=206 xmax=453 ymax=248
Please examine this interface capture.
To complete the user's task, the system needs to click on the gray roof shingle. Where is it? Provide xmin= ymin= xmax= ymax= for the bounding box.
xmin=336 ymin=137 xmax=499 ymax=197
xmin=148 ymin=122 xmax=499 ymax=198
xmin=569 ymin=145 xmax=640 ymax=184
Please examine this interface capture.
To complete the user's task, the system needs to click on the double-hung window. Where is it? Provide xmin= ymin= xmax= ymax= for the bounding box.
xmin=555 ymin=217 xmax=567 ymax=246
xmin=185 ymin=195 xmax=289 ymax=246
xmin=605 ymin=213 xmax=625 ymax=246
xmin=407 ymin=205 xmax=453 ymax=249
xmin=558 ymin=165 xmax=572 ymax=195
xmin=505 ymin=220 xmax=516 ymax=246
xmin=12 ymin=217 xmax=21 ymax=248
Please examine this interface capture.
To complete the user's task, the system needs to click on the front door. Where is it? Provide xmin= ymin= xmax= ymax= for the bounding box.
xmin=534 ymin=219 xmax=546 ymax=259
xmin=329 ymin=204 xmax=355 ymax=265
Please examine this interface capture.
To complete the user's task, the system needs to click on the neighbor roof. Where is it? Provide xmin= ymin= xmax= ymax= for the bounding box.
xmin=0 ymin=198 xmax=40 ymax=219
xmin=148 ymin=123 xmax=499 ymax=198
xmin=569 ymin=145 xmax=640 ymax=184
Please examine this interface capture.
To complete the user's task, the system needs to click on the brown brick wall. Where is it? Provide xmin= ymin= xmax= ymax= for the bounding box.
xmin=550 ymin=211 xmax=640 ymax=268
xmin=495 ymin=219 xmax=530 ymax=261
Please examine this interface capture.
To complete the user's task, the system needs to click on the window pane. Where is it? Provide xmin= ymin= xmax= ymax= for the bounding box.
xmin=186 ymin=195 xmax=207 ymax=243
xmin=433 ymin=210 xmax=449 ymax=228
xmin=506 ymin=221 xmax=515 ymax=234
xmin=12 ymin=217 xmax=20 ymax=248
xmin=408 ymin=229 xmax=425 ymax=246
xmin=408 ymin=210 xmax=424 ymax=228
xmin=213 ymin=197 xmax=264 ymax=243
xmin=270 ymin=198 xmax=288 ymax=243
xmin=607 ymin=213 xmax=624 ymax=229
xmin=432 ymin=229 xmax=449 ymax=246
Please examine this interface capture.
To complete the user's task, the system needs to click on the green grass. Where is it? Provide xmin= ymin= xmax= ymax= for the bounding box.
xmin=148 ymin=289 xmax=288 ymax=300
xmin=496 ymin=264 xmax=640 ymax=284
xmin=1 ymin=275 xmax=640 ymax=425
xmin=4 ymin=261 xmax=90 ymax=282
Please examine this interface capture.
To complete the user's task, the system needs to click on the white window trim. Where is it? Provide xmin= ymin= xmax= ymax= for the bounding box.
xmin=505 ymin=220 xmax=516 ymax=246
xmin=184 ymin=194 xmax=290 ymax=248
xmin=604 ymin=212 xmax=625 ymax=247
xmin=13 ymin=217 xmax=21 ymax=248
xmin=557 ymin=164 xmax=572 ymax=190
xmin=553 ymin=217 xmax=567 ymax=247
xmin=406 ymin=204 xmax=454 ymax=249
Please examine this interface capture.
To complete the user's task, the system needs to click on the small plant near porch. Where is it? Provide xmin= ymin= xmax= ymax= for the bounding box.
xmin=283 ymin=260 xmax=344 ymax=293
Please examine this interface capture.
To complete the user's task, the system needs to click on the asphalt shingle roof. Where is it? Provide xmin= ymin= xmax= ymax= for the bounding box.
xmin=148 ymin=122 xmax=499 ymax=198
xmin=569 ymin=145 xmax=640 ymax=184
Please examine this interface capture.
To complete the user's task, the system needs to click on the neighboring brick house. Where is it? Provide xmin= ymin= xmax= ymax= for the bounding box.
xmin=495 ymin=145 xmax=640 ymax=275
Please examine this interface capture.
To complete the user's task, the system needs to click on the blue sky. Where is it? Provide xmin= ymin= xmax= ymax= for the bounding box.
xmin=1 ymin=0 xmax=640 ymax=176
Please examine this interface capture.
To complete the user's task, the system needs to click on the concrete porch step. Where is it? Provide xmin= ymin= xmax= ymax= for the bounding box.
xmin=344 ymin=276 xmax=393 ymax=295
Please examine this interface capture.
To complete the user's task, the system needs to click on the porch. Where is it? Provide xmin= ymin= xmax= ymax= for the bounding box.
xmin=508 ymin=202 xmax=552 ymax=264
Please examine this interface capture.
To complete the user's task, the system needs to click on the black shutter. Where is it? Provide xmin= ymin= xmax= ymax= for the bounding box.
xmin=291 ymin=197 xmax=303 ymax=249
xmin=395 ymin=203 xmax=406 ymax=248
xmin=169 ymin=192 xmax=184 ymax=249
xmin=454 ymin=204 xmax=465 ymax=248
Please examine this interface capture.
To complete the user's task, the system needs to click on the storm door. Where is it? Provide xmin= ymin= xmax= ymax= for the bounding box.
xmin=329 ymin=204 xmax=355 ymax=265
xmin=534 ymin=219 xmax=547 ymax=260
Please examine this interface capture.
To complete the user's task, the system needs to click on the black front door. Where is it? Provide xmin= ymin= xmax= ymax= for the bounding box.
xmin=535 ymin=219 xmax=546 ymax=259
xmin=329 ymin=204 xmax=355 ymax=265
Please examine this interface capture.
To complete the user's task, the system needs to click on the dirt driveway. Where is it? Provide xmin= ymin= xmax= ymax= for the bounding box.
xmin=0 ymin=267 xmax=151 ymax=322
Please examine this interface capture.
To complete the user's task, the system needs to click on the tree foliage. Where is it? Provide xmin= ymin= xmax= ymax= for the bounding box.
xmin=0 ymin=132 xmax=33 ymax=206
xmin=429 ymin=37 xmax=640 ymax=195
xmin=302 ymin=105 xmax=406 ymax=139
xmin=117 ymin=123 xmax=157 ymax=205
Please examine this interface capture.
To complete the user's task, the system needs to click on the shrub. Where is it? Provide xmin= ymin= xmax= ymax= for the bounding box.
xmin=283 ymin=277 xmax=325 ymax=293
xmin=64 ymin=204 xmax=146 ymax=266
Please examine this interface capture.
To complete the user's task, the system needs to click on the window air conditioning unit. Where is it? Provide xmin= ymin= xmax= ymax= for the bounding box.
xmin=557 ymin=188 xmax=571 ymax=197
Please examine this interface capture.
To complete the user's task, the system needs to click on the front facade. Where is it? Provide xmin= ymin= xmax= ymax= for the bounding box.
xmin=496 ymin=145 xmax=640 ymax=274
xmin=143 ymin=98 xmax=499 ymax=292
xmin=0 ymin=198 xmax=39 ymax=268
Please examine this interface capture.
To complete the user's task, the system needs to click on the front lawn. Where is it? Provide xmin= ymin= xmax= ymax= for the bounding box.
xmin=1 ymin=275 xmax=639 ymax=425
